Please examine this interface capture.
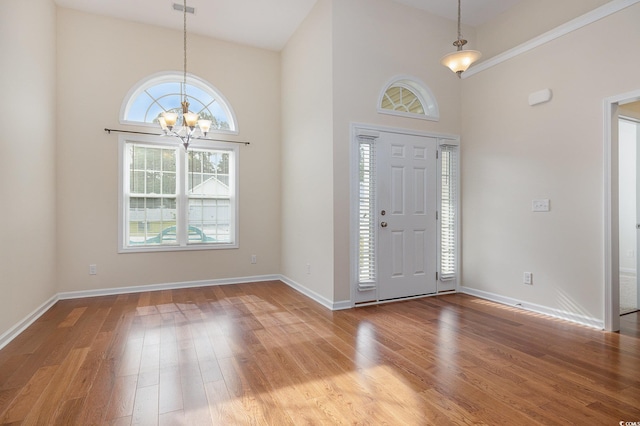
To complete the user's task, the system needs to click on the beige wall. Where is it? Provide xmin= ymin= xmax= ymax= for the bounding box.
xmin=56 ymin=8 xmax=281 ymax=292
xmin=0 ymin=0 xmax=58 ymax=337
xmin=476 ymin=0 xmax=611 ymax=58
xmin=331 ymin=0 xmax=464 ymax=301
xmin=461 ymin=3 xmax=640 ymax=321
xmin=281 ymin=0 xmax=335 ymax=302
xmin=281 ymin=0 xmax=465 ymax=304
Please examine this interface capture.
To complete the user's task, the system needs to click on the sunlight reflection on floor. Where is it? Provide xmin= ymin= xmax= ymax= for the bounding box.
xmin=468 ymin=296 xmax=598 ymax=330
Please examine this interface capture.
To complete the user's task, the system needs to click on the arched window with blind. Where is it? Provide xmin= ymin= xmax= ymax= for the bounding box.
xmin=378 ymin=76 xmax=439 ymax=122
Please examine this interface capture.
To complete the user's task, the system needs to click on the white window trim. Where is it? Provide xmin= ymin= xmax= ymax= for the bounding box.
xmin=119 ymin=71 xmax=239 ymax=135
xmin=377 ymin=75 xmax=440 ymax=122
xmin=118 ymin=134 xmax=240 ymax=253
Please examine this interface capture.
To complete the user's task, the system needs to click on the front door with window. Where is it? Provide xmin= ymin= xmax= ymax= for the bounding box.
xmin=354 ymin=127 xmax=458 ymax=305
xmin=377 ymin=132 xmax=438 ymax=300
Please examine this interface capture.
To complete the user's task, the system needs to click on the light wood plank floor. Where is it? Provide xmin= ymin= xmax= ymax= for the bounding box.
xmin=0 ymin=280 xmax=639 ymax=424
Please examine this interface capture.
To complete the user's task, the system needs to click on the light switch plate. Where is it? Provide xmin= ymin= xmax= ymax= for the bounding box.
xmin=532 ymin=199 xmax=550 ymax=212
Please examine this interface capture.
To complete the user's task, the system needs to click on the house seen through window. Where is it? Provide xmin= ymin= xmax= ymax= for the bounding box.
xmin=119 ymin=73 xmax=238 ymax=252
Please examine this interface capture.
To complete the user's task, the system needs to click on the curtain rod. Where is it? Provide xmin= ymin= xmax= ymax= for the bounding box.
xmin=104 ymin=128 xmax=250 ymax=145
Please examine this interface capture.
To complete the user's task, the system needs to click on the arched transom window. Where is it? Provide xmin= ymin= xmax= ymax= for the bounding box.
xmin=378 ymin=76 xmax=439 ymax=121
xmin=121 ymin=72 xmax=238 ymax=133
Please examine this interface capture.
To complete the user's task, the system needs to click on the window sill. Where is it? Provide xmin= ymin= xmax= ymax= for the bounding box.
xmin=119 ymin=243 xmax=238 ymax=254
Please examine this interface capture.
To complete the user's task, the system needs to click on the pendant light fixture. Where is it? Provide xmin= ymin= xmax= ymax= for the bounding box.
xmin=440 ymin=0 xmax=481 ymax=77
xmin=158 ymin=0 xmax=211 ymax=150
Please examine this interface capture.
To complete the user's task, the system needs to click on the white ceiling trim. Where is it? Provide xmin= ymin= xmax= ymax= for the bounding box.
xmin=462 ymin=0 xmax=640 ymax=78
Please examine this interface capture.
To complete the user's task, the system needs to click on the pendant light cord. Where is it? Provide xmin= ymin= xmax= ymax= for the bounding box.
xmin=182 ymin=0 xmax=188 ymax=104
xmin=457 ymin=0 xmax=462 ymax=41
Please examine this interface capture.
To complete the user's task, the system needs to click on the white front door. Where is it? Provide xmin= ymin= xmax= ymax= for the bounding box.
xmin=377 ymin=132 xmax=438 ymax=300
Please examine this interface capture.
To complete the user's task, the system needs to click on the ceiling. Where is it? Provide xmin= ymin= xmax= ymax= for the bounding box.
xmin=393 ymin=0 xmax=525 ymax=27
xmin=53 ymin=0 xmax=525 ymax=51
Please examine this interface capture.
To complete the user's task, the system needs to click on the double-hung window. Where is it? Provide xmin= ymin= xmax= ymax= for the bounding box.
xmin=120 ymin=137 xmax=238 ymax=252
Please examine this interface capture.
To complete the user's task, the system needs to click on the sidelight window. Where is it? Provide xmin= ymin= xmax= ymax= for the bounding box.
xmin=358 ymin=138 xmax=377 ymax=287
xmin=440 ymin=144 xmax=458 ymax=280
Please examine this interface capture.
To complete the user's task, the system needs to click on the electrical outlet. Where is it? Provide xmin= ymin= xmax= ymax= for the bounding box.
xmin=89 ymin=264 xmax=97 ymax=275
xmin=523 ymin=272 xmax=532 ymax=285
xmin=532 ymin=199 xmax=550 ymax=212
xmin=306 ymin=263 xmax=311 ymax=274
xmin=251 ymin=255 xmax=257 ymax=264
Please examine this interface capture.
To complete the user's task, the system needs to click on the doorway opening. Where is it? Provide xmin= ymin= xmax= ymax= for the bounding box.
xmin=605 ymin=89 xmax=640 ymax=331
xmin=618 ymin=112 xmax=640 ymax=315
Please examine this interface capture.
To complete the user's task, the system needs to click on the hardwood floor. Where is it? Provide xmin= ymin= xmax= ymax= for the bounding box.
xmin=0 ymin=281 xmax=639 ymax=425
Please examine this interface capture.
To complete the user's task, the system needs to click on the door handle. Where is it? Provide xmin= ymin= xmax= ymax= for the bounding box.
xmin=380 ymin=222 xmax=388 ymax=228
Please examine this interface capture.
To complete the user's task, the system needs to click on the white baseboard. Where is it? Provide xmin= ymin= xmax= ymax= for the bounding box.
xmin=459 ymin=286 xmax=604 ymax=330
xmin=60 ymin=274 xmax=353 ymax=311
xmin=0 ymin=294 xmax=59 ymax=350
xmin=57 ymin=274 xmax=281 ymax=300
xmin=279 ymin=275 xmax=351 ymax=310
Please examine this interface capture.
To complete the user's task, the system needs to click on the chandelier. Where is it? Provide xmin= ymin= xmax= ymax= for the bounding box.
xmin=440 ymin=0 xmax=481 ymax=77
xmin=158 ymin=0 xmax=211 ymax=150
